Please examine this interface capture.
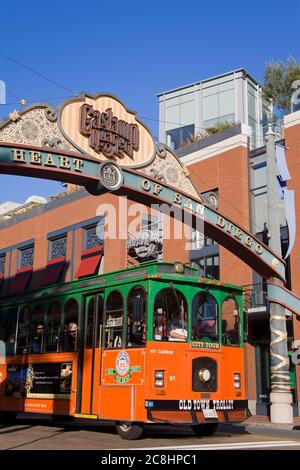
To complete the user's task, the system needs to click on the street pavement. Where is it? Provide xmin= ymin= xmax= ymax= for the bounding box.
xmin=1 ymin=415 xmax=300 ymax=450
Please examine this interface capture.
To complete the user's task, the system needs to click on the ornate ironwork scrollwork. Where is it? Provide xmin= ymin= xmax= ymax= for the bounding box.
xmin=44 ymin=105 xmax=58 ymax=122
xmin=156 ymin=145 xmax=167 ymax=159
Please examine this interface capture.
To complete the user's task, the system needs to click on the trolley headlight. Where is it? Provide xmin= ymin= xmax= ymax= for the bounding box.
xmin=198 ymin=368 xmax=211 ymax=383
xmin=234 ymin=372 xmax=241 ymax=389
xmin=155 ymin=370 xmax=164 ymax=387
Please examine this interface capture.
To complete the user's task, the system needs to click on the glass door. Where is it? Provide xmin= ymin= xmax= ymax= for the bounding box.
xmin=79 ymin=292 xmax=103 ymax=415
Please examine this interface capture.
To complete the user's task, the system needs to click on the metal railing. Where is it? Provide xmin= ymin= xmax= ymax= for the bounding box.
xmin=243 ymin=283 xmax=268 ymax=310
xmin=249 ymin=119 xmax=283 ymax=150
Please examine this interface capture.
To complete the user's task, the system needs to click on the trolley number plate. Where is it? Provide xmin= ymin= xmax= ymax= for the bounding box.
xmin=203 ymin=409 xmax=218 ymax=419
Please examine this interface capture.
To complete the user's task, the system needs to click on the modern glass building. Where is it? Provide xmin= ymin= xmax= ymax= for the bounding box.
xmin=157 ymin=69 xmax=272 ymax=150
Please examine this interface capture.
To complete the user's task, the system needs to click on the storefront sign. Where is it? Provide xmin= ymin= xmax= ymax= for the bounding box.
xmin=128 ymin=229 xmax=162 ymax=259
xmin=79 ymin=104 xmax=139 ymax=159
xmin=59 ymin=94 xmax=155 ymax=167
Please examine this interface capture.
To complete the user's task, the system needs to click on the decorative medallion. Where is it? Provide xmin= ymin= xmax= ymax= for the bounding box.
xmin=105 ymin=351 xmax=141 ymax=384
xmin=99 ymin=161 xmax=124 ymax=191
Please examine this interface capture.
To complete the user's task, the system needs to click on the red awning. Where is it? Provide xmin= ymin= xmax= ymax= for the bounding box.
xmin=11 ymin=268 xmax=32 ymax=294
xmin=42 ymin=257 xmax=65 ymax=286
xmin=76 ymin=247 xmax=102 ymax=278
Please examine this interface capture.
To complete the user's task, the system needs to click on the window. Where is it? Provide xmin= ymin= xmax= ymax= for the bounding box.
xmin=105 ymin=291 xmax=123 ymax=349
xmin=16 ymin=306 xmax=31 ymax=354
xmin=153 ymin=287 xmax=188 ymax=342
xmin=30 ymin=304 xmax=45 ymax=354
xmin=43 ymin=235 xmax=67 ymax=286
xmin=0 ymin=307 xmax=18 ymax=356
xmin=18 ymin=245 xmax=34 ymax=269
xmin=86 ymin=296 xmax=104 ymax=348
xmin=84 ymin=223 xmax=103 ymax=251
xmin=126 ymin=286 xmax=146 ymax=347
xmin=76 ymin=222 xmax=104 ymax=278
xmin=49 ymin=235 xmax=67 ymax=261
xmin=45 ymin=301 xmax=61 ymax=352
xmin=222 ymin=296 xmax=240 ymax=346
xmin=202 ymin=82 xmax=235 ymax=130
xmin=206 ymin=255 xmax=219 ymax=279
xmin=193 ymin=255 xmax=219 ymax=280
xmin=62 ymin=299 xmax=79 ymax=352
xmin=166 ymin=124 xmax=195 ymax=150
xmin=12 ymin=245 xmax=34 ymax=294
xmin=248 ymin=82 xmax=257 ymax=122
xmin=0 ymin=255 xmax=5 ymax=276
xmin=86 ymin=298 xmax=95 ymax=349
xmin=192 ymin=292 xmax=218 ymax=342
xmin=189 ymin=229 xmax=204 ymax=251
xmin=205 ymin=237 xmax=215 ymax=247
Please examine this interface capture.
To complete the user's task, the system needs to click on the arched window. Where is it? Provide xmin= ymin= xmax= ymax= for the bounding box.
xmin=86 ymin=297 xmax=95 ymax=349
xmin=16 ymin=306 xmax=31 ymax=354
xmin=0 ymin=307 xmax=18 ymax=356
xmin=222 ymin=296 xmax=240 ymax=346
xmin=153 ymin=288 xmax=188 ymax=342
xmin=192 ymin=292 xmax=218 ymax=342
xmin=96 ymin=296 xmax=104 ymax=348
xmin=30 ymin=304 xmax=45 ymax=354
xmin=63 ymin=299 xmax=79 ymax=352
xmin=45 ymin=301 xmax=61 ymax=352
xmin=126 ymin=286 xmax=146 ymax=347
xmin=86 ymin=296 xmax=104 ymax=348
xmin=105 ymin=291 xmax=123 ymax=349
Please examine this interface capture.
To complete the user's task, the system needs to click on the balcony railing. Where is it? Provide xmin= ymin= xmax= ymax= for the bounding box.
xmin=249 ymin=120 xmax=283 ymax=151
xmin=243 ymin=284 xmax=268 ymax=310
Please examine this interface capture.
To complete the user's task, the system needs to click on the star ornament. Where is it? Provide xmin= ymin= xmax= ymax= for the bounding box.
xmin=9 ymin=109 xmax=21 ymax=121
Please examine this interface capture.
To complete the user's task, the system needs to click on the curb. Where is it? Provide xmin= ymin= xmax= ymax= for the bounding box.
xmin=240 ymin=422 xmax=300 ymax=439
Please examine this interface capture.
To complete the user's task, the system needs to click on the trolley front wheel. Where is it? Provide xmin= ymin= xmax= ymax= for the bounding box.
xmin=116 ymin=422 xmax=144 ymax=440
xmin=191 ymin=423 xmax=218 ymax=436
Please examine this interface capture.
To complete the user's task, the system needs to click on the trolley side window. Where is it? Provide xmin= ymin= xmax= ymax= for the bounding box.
xmin=86 ymin=296 xmax=104 ymax=348
xmin=192 ymin=292 xmax=218 ymax=343
xmin=0 ymin=307 xmax=18 ymax=356
xmin=153 ymin=288 xmax=188 ymax=342
xmin=63 ymin=299 xmax=79 ymax=352
xmin=30 ymin=303 xmax=45 ymax=354
xmin=222 ymin=296 xmax=241 ymax=346
xmin=126 ymin=286 xmax=146 ymax=348
xmin=86 ymin=297 xmax=95 ymax=348
xmin=105 ymin=291 xmax=123 ymax=349
xmin=16 ymin=306 xmax=31 ymax=355
xmin=45 ymin=301 xmax=61 ymax=353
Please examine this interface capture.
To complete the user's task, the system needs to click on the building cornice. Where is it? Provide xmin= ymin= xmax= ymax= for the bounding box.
xmin=284 ymin=110 xmax=300 ymax=129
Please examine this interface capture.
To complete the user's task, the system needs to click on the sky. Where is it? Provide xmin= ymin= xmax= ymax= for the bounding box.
xmin=0 ymin=0 xmax=299 ymax=203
